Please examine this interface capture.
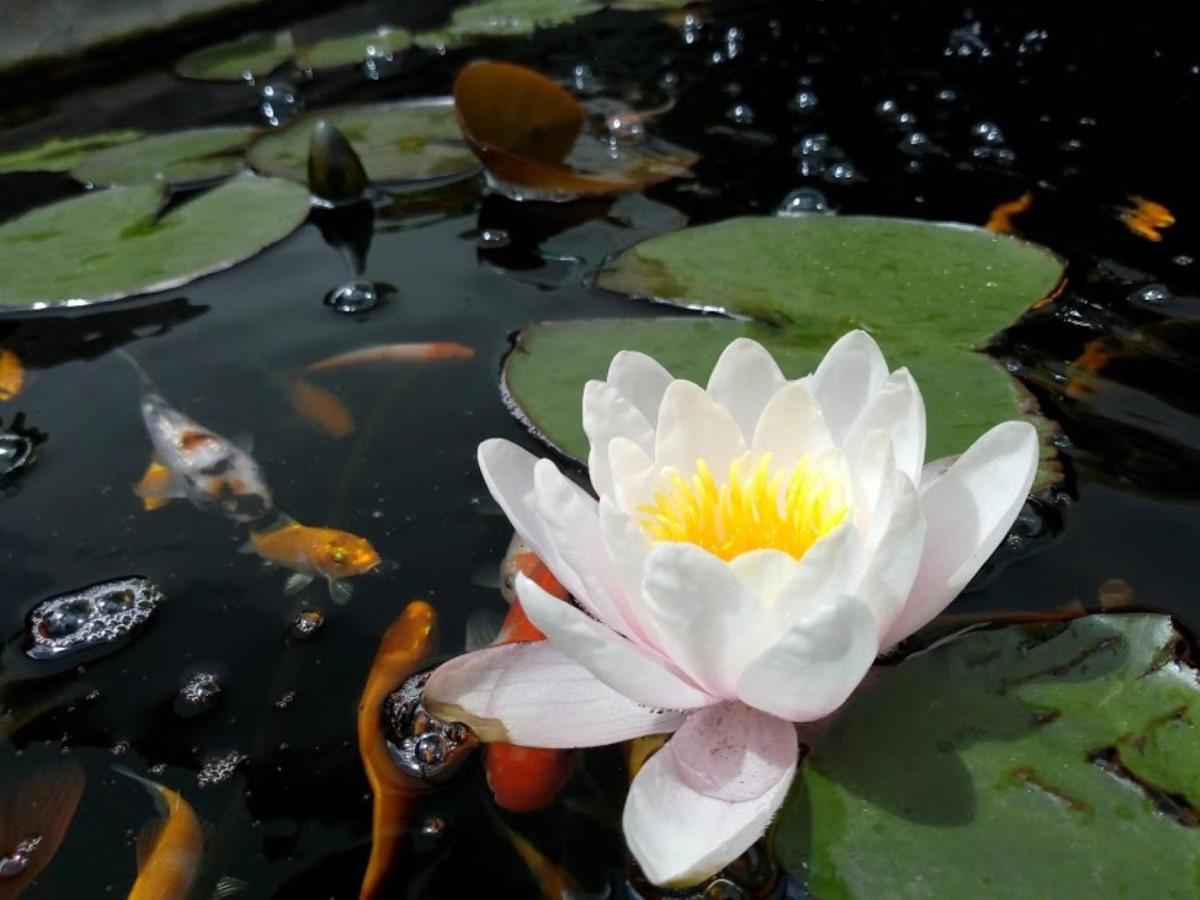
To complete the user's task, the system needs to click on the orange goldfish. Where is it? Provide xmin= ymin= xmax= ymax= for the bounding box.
xmin=0 ymin=350 xmax=23 ymax=403
xmin=1117 ymin=195 xmax=1174 ymax=242
xmin=132 ymin=459 xmax=174 ymax=511
xmin=284 ymin=377 xmax=355 ymax=439
xmin=113 ymin=767 xmax=203 ymax=900
xmin=985 ymin=191 xmax=1033 ymax=234
xmin=357 ymin=601 xmax=437 ymax=900
xmin=0 ymin=760 xmax=85 ymax=900
xmin=305 ymin=342 xmax=476 ymax=374
xmin=244 ymin=514 xmax=381 ymax=604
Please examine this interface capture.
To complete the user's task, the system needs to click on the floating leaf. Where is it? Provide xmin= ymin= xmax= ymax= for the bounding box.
xmin=776 ymin=614 xmax=1200 ymax=899
xmin=175 ymin=30 xmax=296 ymax=81
xmin=70 ymin=126 xmax=258 ymax=187
xmin=454 ymin=61 xmax=695 ymax=198
xmin=248 ymin=100 xmax=479 ymax=185
xmin=0 ymin=130 xmax=145 ymax=175
xmin=449 ymin=0 xmax=602 ymax=37
xmin=0 ymin=174 xmax=311 ymax=309
xmin=413 ymin=29 xmax=466 ymax=52
xmin=298 ymin=26 xmax=412 ymax=71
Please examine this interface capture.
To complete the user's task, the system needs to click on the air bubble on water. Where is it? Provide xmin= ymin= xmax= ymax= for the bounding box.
xmin=1060 ymin=138 xmax=1083 ymax=152
xmin=945 ymin=18 xmax=991 ymax=58
xmin=478 ymin=229 xmax=511 ymax=249
xmin=825 ymin=161 xmax=859 ymax=184
xmin=415 ymin=733 xmax=447 ymax=766
xmin=175 ymin=672 xmax=221 ymax=718
xmin=681 ymin=14 xmax=703 ymax=45
xmin=777 ymin=188 xmax=830 ymax=216
xmin=971 ymin=121 xmax=1005 ymax=144
xmin=26 ymin=577 xmax=163 ymax=660
xmin=937 ymin=88 xmax=959 ymax=102
xmin=571 ymin=64 xmax=600 ymax=95
xmin=899 ymin=131 xmax=932 ymax=155
xmin=260 ymin=82 xmax=303 ymax=127
xmin=111 ymin=740 xmax=130 ymax=756
xmin=658 ymin=71 xmax=681 ymax=92
xmin=794 ymin=132 xmax=830 ymax=157
xmin=0 ymin=835 xmax=43 ymax=878
xmin=726 ymin=103 xmax=755 ymax=125
xmin=274 ymin=691 xmax=297 ymax=711
xmin=289 ymin=609 xmax=325 ymax=640
xmin=324 ymin=281 xmax=390 ymax=314
xmin=1131 ymin=283 xmax=1171 ymax=306
xmin=197 ymin=751 xmax=248 ymax=788
xmin=384 ymin=669 xmax=478 ymax=781
xmin=420 ymin=817 xmax=446 ymax=838
xmin=1173 ymin=254 xmax=1193 ymax=266
xmin=1017 ymin=29 xmax=1049 ymax=56
xmin=724 ymin=26 xmax=744 ymax=59
xmin=790 ymin=90 xmax=818 ymax=113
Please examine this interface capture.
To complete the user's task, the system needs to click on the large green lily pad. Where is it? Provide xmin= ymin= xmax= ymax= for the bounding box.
xmin=175 ymin=31 xmax=296 ymax=81
xmin=247 ymin=100 xmax=479 ymax=185
xmin=70 ymin=126 xmax=258 ymax=187
xmin=0 ymin=130 xmax=144 ymax=175
xmin=776 ymin=614 xmax=1200 ymax=899
xmin=450 ymin=0 xmax=603 ymax=37
xmin=0 ymin=174 xmax=311 ymax=309
xmin=297 ymin=27 xmax=413 ymax=70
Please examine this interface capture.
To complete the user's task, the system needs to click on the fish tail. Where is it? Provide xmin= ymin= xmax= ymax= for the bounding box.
xmin=113 ymin=347 xmax=155 ymax=389
xmin=0 ymin=760 xmax=86 ymax=898
xmin=112 ymin=764 xmax=170 ymax=815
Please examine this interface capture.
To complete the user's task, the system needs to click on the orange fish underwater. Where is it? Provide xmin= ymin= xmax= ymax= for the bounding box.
xmin=304 ymin=342 xmax=476 ymax=374
xmin=243 ymin=514 xmax=381 ymax=604
xmin=1117 ymin=195 xmax=1174 ymax=242
xmin=285 ymin=377 xmax=355 ymax=439
xmin=114 ymin=767 xmax=203 ymax=900
xmin=0 ymin=350 xmax=24 ymax=403
xmin=985 ymin=191 xmax=1033 ymax=235
xmin=0 ymin=760 xmax=85 ymax=900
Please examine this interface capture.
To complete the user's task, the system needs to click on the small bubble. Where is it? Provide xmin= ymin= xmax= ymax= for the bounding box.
xmin=681 ymin=14 xmax=703 ymax=45
xmin=324 ymin=281 xmax=390 ymax=314
xmin=658 ymin=71 xmax=680 ymax=92
xmin=971 ymin=121 xmax=1005 ymax=144
xmin=876 ymin=98 xmax=899 ymax=117
xmin=289 ymin=609 xmax=325 ymax=640
xmin=478 ymin=229 xmax=511 ymax=249
xmin=899 ymin=131 xmax=931 ymax=155
xmin=571 ymin=64 xmax=600 ymax=94
xmin=936 ymin=88 xmax=959 ymax=102
xmin=175 ymin=672 xmax=221 ymax=718
xmin=1173 ymin=254 xmax=1194 ymax=266
xmin=723 ymin=26 xmax=744 ymax=59
xmin=794 ymin=132 xmax=830 ymax=157
xmin=415 ymin=733 xmax=447 ymax=766
xmin=259 ymin=81 xmax=303 ymax=127
xmin=726 ymin=103 xmax=755 ymax=125
xmin=110 ymin=741 xmax=130 ymax=756
xmin=421 ymin=817 xmax=447 ymax=837
xmin=777 ymin=188 xmax=830 ymax=216
xmin=790 ymin=90 xmax=818 ymax=113
xmin=1131 ymin=283 xmax=1171 ymax=306
xmin=274 ymin=690 xmax=297 ymax=711
xmin=825 ymin=161 xmax=859 ymax=183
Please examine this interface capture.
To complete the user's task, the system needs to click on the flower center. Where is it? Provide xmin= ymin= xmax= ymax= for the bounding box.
xmin=638 ymin=454 xmax=849 ymax=561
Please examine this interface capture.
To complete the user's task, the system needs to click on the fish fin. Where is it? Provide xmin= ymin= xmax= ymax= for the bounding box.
xmin=212 ymin=875 xmax=250 ymax=898
xmin=328 ymin=579 xmax=353 ymax=605
xmin=0 ymin=760 xmax=86 ymax=893
xmin=284 ymin=573 xmax=315 ymax=596
xmin=135 ymin=818 xmax=168 ymax=871
xmin=231 ymin=433 xmax=255 ymax=454
xmin=237 ymin=539 xmax=257 ymax=554
xmin=141 ymin=496 xmax=171 ymax=511
xmin=465 ymin=609 xmax=505 ymax=651
xmin=112 ymin=765 xmax=170 ymax=816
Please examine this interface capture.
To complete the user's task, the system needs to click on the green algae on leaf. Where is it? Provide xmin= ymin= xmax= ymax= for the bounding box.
xmin=449 ymin=0 xmax=603 ymax=37
xmin=775 ymin=614 xmax=1200 ymax=899
xmin=0 ymin=175 xmax=310 ymax=309
xmin=70 ymin=126 xmax=258 ymax=187
xmin=0 ymin=131 xmax=145 ymax=175
xmin=247 ymin=100 xmax=479 ymax=185
xmin=297 ymin=26 xmax=413 ymax=70
xmin=175 ymin=30 xmax=296 ymax=81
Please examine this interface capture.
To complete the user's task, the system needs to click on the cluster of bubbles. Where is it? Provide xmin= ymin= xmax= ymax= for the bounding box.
xmin=0 ymin=413 xmax=44 ymax=489
xmin=197 ymin=750 xmax=249 ymax=788
xmin=175 ymin=672 xmax=222 ymax=718
xmin=25 ymin=577 xmax=163 ymax=660
xmin=259 ymin=82 xmax=303 ymax=127
xmin=0 ymin=835 xmax=42 ymax=878
xmin=384 ymin=669 xmax=477 ymax=781
xmin=288 ymin=608 xmax=325 ymax=640
xmin=792 ymin=132 xmax=859 ymax=184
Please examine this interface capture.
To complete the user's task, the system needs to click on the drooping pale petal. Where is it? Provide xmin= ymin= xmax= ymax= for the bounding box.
xmin=583 ymin=380 xmax=656 ymax=499
xmin=517 ymin=573 xmax=716 ymax=711
xmin=705 ymin=338 xmax=786 ymax=442
xmin=608 ymin=436 xmax=658 ymax=512
xmin=809 ymin=330 xmax=889 ymax=441
xmin=641 ymin=544 xmax=779 ymax=697
xmin=751 ymin=381 xmax=833 ymax=468
xmin=424 ymin=641 xmax=686 ymax=747
xmin=842 ymin=367 xmax=926 ymax=483
xmin=608 ymin=350 xmax=673 ymax=425
xmin=737 ymin=596 xmax=879 ymax=722
xmin=883 ymin=420 xmax=1038 ymax=647
xmin=655 ymin=380 xmax=747 ymax=474
xmin=623 ymin=702 xmax=797 ymax=887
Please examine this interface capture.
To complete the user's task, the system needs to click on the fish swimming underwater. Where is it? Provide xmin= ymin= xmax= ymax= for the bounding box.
xmin=304 ymin=342 xmax=475 ymax=373
xmin=0 ymin=760 xmax=85 ymax=900
xmin=113 ymin=767 xmax=203 ymax=900
xmin=119 ymin=351 xmax=272 ymax=523
xmin=243 ymin=514 xmax=381 ymax=603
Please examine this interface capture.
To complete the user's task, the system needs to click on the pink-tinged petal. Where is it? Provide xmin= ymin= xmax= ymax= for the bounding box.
xmin=517 ymin=573 xmax=716 ymax=711
xmin=809 ymin=330 xmax=888 ymax=441
xmin=751 ymin=381 xmax=833 ymax=467
xmin=424 ymin=642 xmax=685 ymax=747
xmin=608 ymin=436 xmax=657 ymax=512
xmin=654 ymin=380 xmax=747 ymax=474
xmin=623 ymin=703 xmax=797 ymax=887
xmin=641 ymin=544 xmax=779 ymax=697
xmin=773 ymin=523 xmax=864 ymax=630
xmin=478 ymin=439 xmax=585 ymax=601
xmin=597 ymin=498 xmax=666 ymax=650
xmin=705 ymin=338 xmax=786 ymax=442
xmin=727 ymin=548 xmax=800 ymax=604
xmin=919 ymin=453 xmax=958 ymax=492
xmin=608 ymin=350 xmax=673 ymax=425
xmin=737 ymin=596 xmax=879 ymax=722
xmin=583 ymin=380 xmax=655 ymax=499
xmin=883 ymin=420 xmax=1038 ymax=647
xmin=842 ymin=367 xmax=926 ymax=483
xmin=854 ymin=469 xmax=924 ymax=634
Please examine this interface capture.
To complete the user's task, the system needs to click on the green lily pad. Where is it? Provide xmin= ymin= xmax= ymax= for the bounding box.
xmin=776 ymin=614 xmax=1200 ymax=899
xmin=413 ymin=29 xmax=467 ymax=52
xmin=0 ymin=174 xmax=311 ymax=309
xmin=0 ymin=130 xmax=145 ymax=175
xmin=175 ymin=30 xmax=296 ymax=81
xmin=70 ymin=126 xmax=258 ymax=187
xmin=297 ymin=26 xmax=413 ymax=70
xmin=450 ymin=0 xmax=603 ymax=37
xmin=247 ymin=100 xmax=479 ymax=185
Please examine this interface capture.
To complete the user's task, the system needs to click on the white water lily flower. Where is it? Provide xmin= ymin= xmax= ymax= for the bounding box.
xmin=426 ymin=331 xmax=1038 ymax=887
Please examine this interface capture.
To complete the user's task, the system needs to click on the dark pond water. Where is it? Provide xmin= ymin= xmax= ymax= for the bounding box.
xmin=2 ymin=1 xmax=1199 ymax=897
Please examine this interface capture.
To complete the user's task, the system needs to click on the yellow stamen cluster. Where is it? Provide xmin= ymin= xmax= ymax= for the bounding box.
xmin=638 ymin=454 xmax=848 ymax=561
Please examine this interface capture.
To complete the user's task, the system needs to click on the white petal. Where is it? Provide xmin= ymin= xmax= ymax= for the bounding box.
xmin=727 ymin=548 xmax=800 ymax=604
xmin=641 ymin=544 xmax=779 ymax=697
xmin=772 ymin=522 xmax=864 ymax=629
xmin=655 ymin=380 xmax=746 ymax=474
xmin=854 ymin=469 xmax=925 ymax=634
xmin=608 ymin=436 xmax=658 ymax=512
xmin=751 ymin=381 xmax=834 ymax=467
xmin=424 ymin=642 xmax=686 ymax=747
xmin=608 ymin=350 xmax=673 ymax=424
xmin=809 ymin=330 xmax=889 ymax=441
xmin=623 ymin=703 xmax=797 ymax=887
xmin=737 ymin=596 xmax=879 ymax=722
xmin=705 ymin=338 xmax=786 ymax=442
xmin=518 ymin=573 xmax=715 ymax=711
xmin=884 ymin=421 xmax=1038 ymax=647
xmin=597 ymin=498 xmax=664 ymax=650
xmin=919 ymin=453 xmax=958 ymax=492
xmin=584 ymin=380 xmax=655 ymax=499
xmin=848 ymin=428 xmax=894 ymax=525
xmin=842 ymin=367 xmax=926 ymax=482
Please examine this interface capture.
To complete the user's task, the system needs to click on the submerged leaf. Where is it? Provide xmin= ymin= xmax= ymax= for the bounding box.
xmin=298 ymin=26 xmax=412 ymax=71
xmin=0 ymin=130 xmax=145 ymax=175
xmin=776 ymin=614 xmax=1200 ymax=899
xmin=70 ymin=126 xmax=258 ymax=187
xmin=175 ymin=30 xmax=296 ymax=81
xmin=0 ymin=175 xmax=311 ymax=309
xmin=449 ymin=0 xmax=602 ymax=37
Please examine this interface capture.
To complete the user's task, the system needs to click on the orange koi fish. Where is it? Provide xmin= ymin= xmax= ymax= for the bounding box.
xmin=304 ymin=342 xmax=476 ymax=374
xmin=1117 ymin=195 xmax=1174 ymax=242
xmin=285 ymin=377 xmax=355 ymax=439
xmin=113 ymin=767 xmax=203 ymax=900
xmin=985 ymin=191 xmax=1033 ymax=234
xmin=494 ymin=817 xmax=588 ymax=900
xmin=357 ymin=600 xmax=437 ymax=900
xmin=0 ymin=350 xmax=23 ymax=403
xmin=243 ymin=514 xmax=381 ymax=604
xmin=132 ymin=459 xmax=174 ymax=511
xmin=0 ymin=760 xmax=85 ymax=900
